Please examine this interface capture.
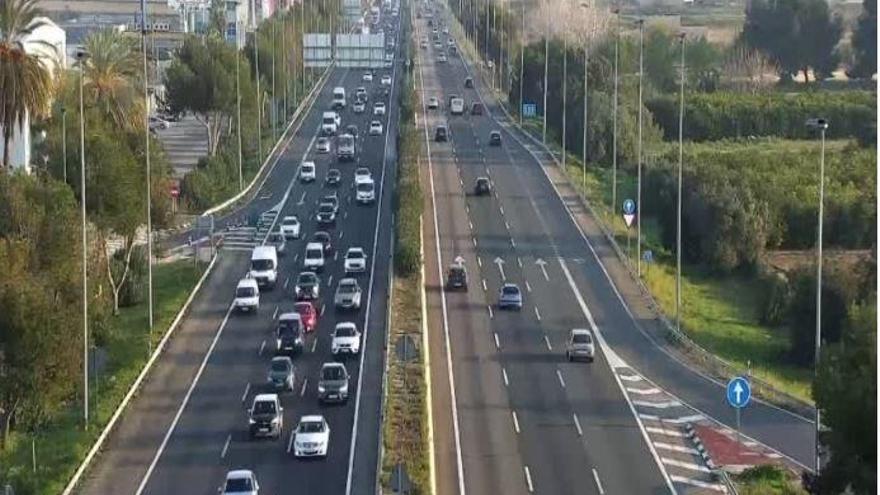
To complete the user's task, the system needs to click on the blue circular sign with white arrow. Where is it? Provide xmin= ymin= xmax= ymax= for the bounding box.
xmin=623 ymin=199 xmax=636 ymax=215
xmin=726 ymin=376 xmax=751 ymax=409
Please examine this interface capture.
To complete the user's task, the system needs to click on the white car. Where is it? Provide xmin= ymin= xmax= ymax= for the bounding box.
xmin=316 ymin=137 xmax=331 ymax=153
xmin=353 ymin=101 xmax=366 ymax=113
xmin=427 ymin=97 xmax=439 ymax=109
xmin=373 ymin=101 xmax=386 ymax=116
xmin=303 ymin=242 xmax=325 ymax=271
xmin=280 ymin=216 xmax=301 ymax=239
xmin=221 ymin=469 xmax=260 ymax=494
xmin=233 ymin=277 xmax=260 ymax=313
xmin=331 ymin=322 xmax=362 ymax=355
xmin=369 ymin=120 xmax=383 ymax=135
xmin=293 ymin=415 xmax=330 ymax=458
xmin=300 ymin=161 xmax=316 ymax=182
xmin=356 ymin=179 xmax=375 ymax=204
xmin=354 ymin=167 xmax=372 ymax=183
xmin=362 ymin=72 xmax=374 ymax=82
xmin=344 ymin=247 xmax=368 ymax=273
xmin=381 ymin=74 xmax=392 ymax=86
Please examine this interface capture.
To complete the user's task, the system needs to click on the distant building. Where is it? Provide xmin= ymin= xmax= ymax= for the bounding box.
xmin=0 ymin=17 xmax=65 ymax=173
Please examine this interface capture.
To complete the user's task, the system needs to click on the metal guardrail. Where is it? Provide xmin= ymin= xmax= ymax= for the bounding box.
xmin=445 ymin=7 xmax=814 ymax=420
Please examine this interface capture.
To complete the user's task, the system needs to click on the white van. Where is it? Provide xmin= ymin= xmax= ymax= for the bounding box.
xmin=303 ymin=242 xmax=326 ymax=271
xmin=233 ymin=277 xmax=260 ymax=313
xmin=249 ymin=245 xmax=278 ymax=289
xmin=332 ymin=87 xmax=346 ymax=109
xmin=322 ymin=111 xmax=340 ymax=135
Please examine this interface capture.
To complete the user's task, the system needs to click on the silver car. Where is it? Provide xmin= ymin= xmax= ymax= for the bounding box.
xmin=566 ymin=328 xmax=596 ymax=362
xmin=498 ymin=283 xmax=523 ymax=310
xmin=334 ymin=278 xmax=362 ymax=310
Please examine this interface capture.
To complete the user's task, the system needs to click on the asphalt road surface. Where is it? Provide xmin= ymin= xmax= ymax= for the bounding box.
xmin=76 ymin=11 xmax=403 ymax=495
xmin=419 ymin=3 xmax=815 ymax=495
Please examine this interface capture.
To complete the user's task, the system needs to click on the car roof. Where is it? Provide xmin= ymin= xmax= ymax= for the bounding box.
xmin=571 ymin=328 xmax=592 ymax=336
xmin=271 ymin=355 xmax=292 ymax=364
xmin=300 ymin=414 xmax=325 ymax=423
xmin=305 ymin=242 xmax=324 ymax=249
xmin=335 ymin=321 xmax=357 ymax=330
xmin=339 ymin=277 xmax=358 ymax=285
xmin=251 ymin=245 xmax=276 ymax=258
xmin=302 ymin=160 xmax=315 ymax=167
xmin=282 ymin=215 xmax=298 ymax=221
xmin=322 ymin=362 xmax=345 ymax=370
xmin=279 ymin=312 xmax=302 ymax=321
xmin=347 ymin=247 xmax=364 ymax=253
xmin=502 ymin=283 xmax=519 ymax=290
xmin=237 ymin=278 xmax=258 ymax=288
xmin=226 ymin=469 xmax=255 ymax=480
xmin=254 ymin=393 xmax=278 ymax=403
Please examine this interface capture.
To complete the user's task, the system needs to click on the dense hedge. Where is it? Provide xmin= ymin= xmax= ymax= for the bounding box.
xmin=647 ymin=91 xmax=877 ymax=145
xmin=394 ymin=50 xmax=424 ymax=277
xmin=643 ymin=139 xmax=876 ymax=273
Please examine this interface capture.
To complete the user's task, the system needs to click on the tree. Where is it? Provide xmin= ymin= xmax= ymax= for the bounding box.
xmin=81 ymin=29 xmax=144 ymax=131
xmin=165 ymin=36 xmax=237 ymax=156
xmin=722 ymin=45 xmax=780 ymax=93
xmin=741 ymin=0 xmax=843 ymax=82
xmin=0 ymin=0 xmax=55 ymax=169
xmin=848 ymin=0 xmax=877 ymax=79
xmin=813 ymin=302 xmax=876 ymax=494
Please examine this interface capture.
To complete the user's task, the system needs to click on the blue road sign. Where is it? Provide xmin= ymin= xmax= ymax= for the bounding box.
xmin=522 ymin=103 xmax=537 ymax=117
xmin=642 ymin=250 xmax=653 ymax=263
xmin=726 ymin=376 xmax=751 ymax=409
xmin=623 ymin=199 xmax=636 ymax=215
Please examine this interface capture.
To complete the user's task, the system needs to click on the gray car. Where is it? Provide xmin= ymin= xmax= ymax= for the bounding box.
xmin=498 ymin=283 xmax=523 ymax=310
xmin=565 ymin=328 xmax=596 ymax=362
xmin=248 ymin=393 xmax=283 ymax=439
xmin=334 ymin=278 xmax=363 ymax=310
xmin=318 ymin=362 xmax=350 ymax=403
xmin=267 ymin=356 xmax=295 ymax=390
xmin=267 ymin=231 xmax=287 ymax=257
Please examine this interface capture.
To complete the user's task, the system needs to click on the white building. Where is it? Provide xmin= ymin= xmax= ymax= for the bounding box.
xmin=0 ymin=17 xmax=66 ymax=173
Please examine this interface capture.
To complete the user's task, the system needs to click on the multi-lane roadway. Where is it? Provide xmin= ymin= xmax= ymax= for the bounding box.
xmin=76 ymin=10 xmax=403 ymax=495
xmin=418 ymin=3 xmax=815 ymax=495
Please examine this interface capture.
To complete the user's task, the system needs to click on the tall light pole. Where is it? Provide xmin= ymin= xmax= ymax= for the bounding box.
xmin=254 ymin=26 xmax=263 ymax=164
xmin=236 ymin=20 xmax=244 ymax=191
xmin=580 ymin=1 xmax=590 ymax=192
xmin=272 ymin=17 xmax=278 ymax=142
xmin=518 ymin=0 xmax=524 ymax=125
xmin=282 ymin=15 xmax=288 ymax=119
xmin=611 ymin=4 xmax=620 ymax=217
xmin=636 ymin=19 xmax=644 ymax=277
xmin=675 ymin=32 xmax=686 ymax=334
xmin=562 ymin=26 xmax=567 ymax=170
xmin=541 ymin=0 xmax=549 ymax=144
xmin=75 ymin=48 xmax=90 ymax=430
xmin=806 ymin=116 xmax=828 ymax=476
xmin=140 ymin=0 xmax=154 ymax=351
xmin=61 ymin=106 xmax=67 ymax=183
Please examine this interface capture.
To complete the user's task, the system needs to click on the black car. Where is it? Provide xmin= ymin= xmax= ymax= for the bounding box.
xmin=276 ymin=313 xmax=304 ymax=354
xmin=446 ymin=263 xmax=468 ymax=290
xmin=464 ymin=77 xmax=474 ymax=88
xmin=326 ymin=169 xmax=342 ymax=186
xmin=316 ymin=203 xmax=337 ymax=225
xmin=474 ymin=177 xmax=491 ymax=196
xmin=294 ymin=272 xmax=320 ymax=300
xmin=434 ymin=125 xmax=448 ymax=142
xmin=489 ymin=130 xmax=502 ymax=146
xmin=312 ymin=231 xmax=334 ymax=255
xmin=345 ymin=124 xmax=359 ymax=138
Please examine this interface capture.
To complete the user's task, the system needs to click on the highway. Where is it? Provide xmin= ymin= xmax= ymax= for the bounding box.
xmin=76 ymin=10 xmax=403 ymax=495
xmin=418 ymin=3 xmax=814 ymax=495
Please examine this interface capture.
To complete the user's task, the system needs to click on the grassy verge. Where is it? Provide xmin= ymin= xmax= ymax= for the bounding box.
xmin=0 ymin=260 xmax=206 ymax=495
xmin=518 ymin=117 xmax=813 ymax=402
xmin=734 ymin=465 xmax=808 ymax=495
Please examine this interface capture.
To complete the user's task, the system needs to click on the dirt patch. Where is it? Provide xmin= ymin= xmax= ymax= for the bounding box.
xmin=763 ymin=249 xmax=874 ymax=274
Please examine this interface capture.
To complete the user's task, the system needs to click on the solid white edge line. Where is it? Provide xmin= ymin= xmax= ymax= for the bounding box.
xmin=344 ymin=33 xmax=402 ymax=495
xmin=134 ymin=303 xmax=235 ymax=495
xmin=419 ymin=17 xmax=468 ymax=495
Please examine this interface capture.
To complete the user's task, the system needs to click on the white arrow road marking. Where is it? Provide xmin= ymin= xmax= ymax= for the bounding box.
xmin=535 ymin=258 xmax=549 ymax=281
xmin=626 ymin=387 xmax=662 ymax=395
xmin=494 ymin=257 xmax=506 ymax=280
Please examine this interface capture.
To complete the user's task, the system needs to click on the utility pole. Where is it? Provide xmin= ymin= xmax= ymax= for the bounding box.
xmin=518 ymin=0 xmax=524 ymax=125
xmin=236 ymin=20 xmax=244 ymax=191
xmin=636 ymin=19 xmax=644 ymax=277
xmin=675 ymin=32 xmax=686 ymax=334
xmin=61 ymin=106 xmax=67 ymax=183
xmin=562 ymin=29 xmax=567 ymax=170
xmin=580 ymin=1 xmax=590 ymax=192
xmin=254 ymin=26 xmax=263 ymax=164
xmin=76 ymin=48 xmax=90 ymax=431
xmin=611 ymin=4 xmax=620 ymax=217
xmin=541 ymin=0 xmax=549 ymax=144
xmin=140 ymin=0 xmax=154 ymax=354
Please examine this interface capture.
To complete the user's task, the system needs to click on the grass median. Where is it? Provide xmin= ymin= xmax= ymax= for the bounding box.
xmin=0 ymin=259 xmax=206 ymax=495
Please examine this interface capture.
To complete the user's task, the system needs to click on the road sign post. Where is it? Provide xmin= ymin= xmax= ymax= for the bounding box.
xmin=726 ymin=376 xmax=752 ymax=446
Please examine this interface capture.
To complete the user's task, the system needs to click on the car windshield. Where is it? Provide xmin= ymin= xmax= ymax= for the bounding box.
xmin=323 ymin=366 xmax=346 ymax=380
xmin=319 ymin=204 xmax=334 ymax=213
xmin=502 ymin=286 xmax=520 ymax=295
xmin=251 ymin=259 xmax=273 ymax=271
xmin=225 ymin=478 xmax=254 ymax=492
xmin=347 ymin=250 xmax=364 ymax=259
xmin=253 ymin=401 xmax=276 ymax=415
xmin=295 ymin=303 xmax=312 ymax=314
xmin=322 ymin=116 xmax=335 ymax=124
xmin=339 ymin=282 xmax=357 ymax=294
xmin=299 ymin=421 xmax=324 ymax=433
xmin=279 ymin=317 xmax=301 ymax=332
xmin=357 ymin=183 xmax=373 ymax=192
xmin=328 ymin=171 xmax=340 ymax=178
xmin=306 ymin=248 xmax=322 ymax=259
xmin=573 ymin=333 xmax=593 ymax=344
xmin=298 ymin=273 xmax=316 ymax=284
xmin=356 ymin=169 xmax=370 ymax=177
xmin=314 ymin=232 xmax=330 ymax=243
xmin=283 ymin=217 xmax=297 ymax=225
xmin=271 ymin=360 xmax=290 ymax=372
xmin=336 ymin=325 xmax=356 ymax=337
xmin=236 ymin=287 xmax=255 ymax=297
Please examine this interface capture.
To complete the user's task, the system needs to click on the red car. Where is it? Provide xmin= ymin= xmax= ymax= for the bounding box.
xmin=294 ymin=301 xmax=318 ymax=333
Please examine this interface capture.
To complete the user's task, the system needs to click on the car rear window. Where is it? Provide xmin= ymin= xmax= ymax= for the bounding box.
xmin=253 ymin=401 xmax=276 ymax=415
xmin=236 ymin=287 xmax=255 ymax=298
xmin=225 ymin=478 xmax=253 ymax=492
xmin=336 ymin=325 xmax=356 ymax=337
xmin=573 ymin=333 xmax=593 ymax=344
xmin=502 ymin=286 xmax=519 ymax=295
xmin=306 ymin=248 xmax=323 ymax=259
xmin=323 ymin=366 xmax=345 ymax=380
xmin=300 ymin=421 xmax=324 ymax=433
xmin=271 ymin=360 xmax=290 ymax=372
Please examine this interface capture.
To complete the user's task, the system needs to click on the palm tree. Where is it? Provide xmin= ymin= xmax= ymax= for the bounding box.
xmin=0 ymin=0 xmax=55 ymax=169
xmin=81 ymin=29 xmax=144 ymax=131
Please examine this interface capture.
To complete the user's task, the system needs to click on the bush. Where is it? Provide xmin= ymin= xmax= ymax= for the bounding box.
xmin=116 ymin=245 xmax=147 ymax=308
xmin=760 ymin=270 xmax=792 ymax=326
xmin=647 ymin=91 xmax=876 ymax=144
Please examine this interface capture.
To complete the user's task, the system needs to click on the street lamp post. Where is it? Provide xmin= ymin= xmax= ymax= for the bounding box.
xmin=806 ymin=116 xmax=828 ymax=475
xmin=541 ymin=0 xmax=549 ymax=144
xmin=272 ymin=18 xmax=277 ymax=142
xmin=562 ymin=28 xmax=567 ymax=170
xmin=636 ymin=19 xmax=644 ymax=277
xmin=236 ymin=20 xmax=244 ymax=191
xmin=140 ymin=0 xmax=154 ymax=352
xmin=75 ymin=48 xmax=90 ymax=430
xmin=518 ymin=0 xmax=524 ymax=125
xmin=61 ymin=106 xmax=67 ymax=183
xmin=611 ymin=4 xmax=620 ymax=217
xmin=580 ymin=2 xmax=590 ymax=193
xmin=254 ymin=26 xmax=263 ymax=164
xmin=675 ymin=32 xmax=686 ymax=334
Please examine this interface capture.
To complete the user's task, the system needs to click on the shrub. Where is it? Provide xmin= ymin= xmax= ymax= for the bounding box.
xmin=116 ymin=244 xmax=147 ymax=308
xmin=647 ymin=91 xmax=876 ymax=144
